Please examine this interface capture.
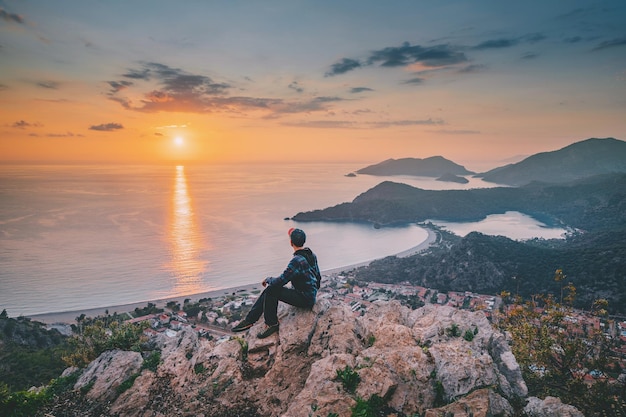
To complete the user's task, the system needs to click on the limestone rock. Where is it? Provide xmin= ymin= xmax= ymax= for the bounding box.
xmin=524 ymin=396 xmax=585 ymax=417
xmin=63 ymin=300 xmax=535 ymax=417
xmin=424 ymin=388 xmax=514 ymax=417
xmin=74 ymin=349 xmax=143 ymax=401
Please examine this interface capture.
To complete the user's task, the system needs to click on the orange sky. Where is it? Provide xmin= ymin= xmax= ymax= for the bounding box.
xmin=1 ymin=2 xmax=625 ymax=171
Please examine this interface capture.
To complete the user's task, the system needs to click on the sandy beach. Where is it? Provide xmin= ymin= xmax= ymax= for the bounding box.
xmin=27 ymin=229 xmax=436 ymax=325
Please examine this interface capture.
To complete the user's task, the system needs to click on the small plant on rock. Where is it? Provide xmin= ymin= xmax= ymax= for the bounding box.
xmin=336 ymin=365 xmax=360 ymax=394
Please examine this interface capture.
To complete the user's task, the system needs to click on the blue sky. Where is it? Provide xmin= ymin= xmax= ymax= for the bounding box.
xmin=1 ymin=0 xmax=625 ymax=169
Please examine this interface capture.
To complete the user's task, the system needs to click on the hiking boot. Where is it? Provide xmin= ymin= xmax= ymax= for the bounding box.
xmin=257 ymin=323 xmax=279 ymax=339
xmin=232 ymin=319 xmax=253 ymax=332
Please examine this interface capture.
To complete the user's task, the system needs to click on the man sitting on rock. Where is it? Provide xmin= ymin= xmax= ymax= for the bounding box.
xmin=232 ymin=228 xmax=321 ymax=338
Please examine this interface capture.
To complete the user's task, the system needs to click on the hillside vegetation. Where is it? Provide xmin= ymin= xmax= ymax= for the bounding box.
xmin=294 ymin=173 xmax=626 ymax=313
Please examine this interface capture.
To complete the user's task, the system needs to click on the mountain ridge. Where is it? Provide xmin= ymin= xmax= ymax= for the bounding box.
xmin=353 ymin=137 xmax=626 ymax=186
xmin=477 ymin=137 xmax=626 ymax=185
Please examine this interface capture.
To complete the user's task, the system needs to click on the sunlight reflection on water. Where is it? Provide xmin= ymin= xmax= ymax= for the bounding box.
xmin=167 ymin=165 xmax=207 ymax=295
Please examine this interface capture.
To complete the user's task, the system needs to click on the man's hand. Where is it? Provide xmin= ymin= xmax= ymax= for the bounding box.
xmin=262 ymin=278 xmax=269 ymax=287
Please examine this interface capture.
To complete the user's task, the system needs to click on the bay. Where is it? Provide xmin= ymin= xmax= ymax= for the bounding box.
xmin=0 ymin=164 xmax=563 ymax=317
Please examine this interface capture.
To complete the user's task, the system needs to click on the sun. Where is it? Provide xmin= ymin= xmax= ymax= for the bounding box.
xmin=174 ymin=136 xmax=184 ymax=147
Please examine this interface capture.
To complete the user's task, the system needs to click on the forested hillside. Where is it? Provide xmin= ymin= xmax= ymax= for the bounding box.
xmin=294 ymin=173 xmax=626 ymax=314
xmin=354 ymin=228 xmax=626 ymax=314
xmin=293 ymin=173 xmax=626 ymax=231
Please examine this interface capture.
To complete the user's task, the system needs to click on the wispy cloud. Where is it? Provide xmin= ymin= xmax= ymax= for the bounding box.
xmin=473 ymin=38 xmax=520 ymax=50
xmin=283 ymin=118 xmax=444 ymax=129
xmin=36 ymin=81 xmax=60 ymax=89
xmin=473 ymin=33 xmax=547 ymax=50
xmin=107 ymin=81 xmax=133 ymax=93
xmin=458 ymin=64 xmax=487 ymax=73
xmin=11 ymin=120 xmax=41 ymax=128
xmin=0 ymin=8 xmax=24 ymax=24
xmin=434 ymin=129 xmax=481 ymax=135
xmin=402 ymin=77 xmax=424 ymax=85
xmin=288 ymin=81 xmax=304 ymax=93
xmin=349 ymin=87 xmax=374 ymax=94
xmin=326 ymin=42 xmax=467 ymax=77
xmin=89 ymin=123 xmax=124 ymax=132
xmin=368 ymin=42 xmax=467 ymax=68
xmin=325 ymin=58 xmax=362 ymax=76
xmin=592 ymin=37 xmax=626 ymax=51
xmin=44 ymin=132 xmax=84 ymax=138
xmin=109 ymin=62 xmax=342 ymax=117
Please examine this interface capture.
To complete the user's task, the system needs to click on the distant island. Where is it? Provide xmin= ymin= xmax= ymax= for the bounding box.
xmin=436 ymin=173 xmax=469 ymax=184
xmin=356 ymin=156 xmax=474 ymax=177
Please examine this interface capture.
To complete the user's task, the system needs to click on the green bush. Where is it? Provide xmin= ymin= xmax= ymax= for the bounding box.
xmin=63 ymin=320 xmax=149 ymax=368
xmin=142 ymin=351 xmax=161 ymax=372
xmin=0 ymin=373 xmax=79 ymax=417
xmin=351 ymin=395 xmax=385 ymax=417
xmin=335 ymin=365 xmax=360 ymax=394
xmin=463 ymin=329 xmax=475 ymax=341
xmin=445 ymin=323 xmax=461 ymax=337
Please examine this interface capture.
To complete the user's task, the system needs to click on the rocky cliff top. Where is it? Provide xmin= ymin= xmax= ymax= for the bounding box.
xmin=47 ymin=298 xmax=583 ymax=417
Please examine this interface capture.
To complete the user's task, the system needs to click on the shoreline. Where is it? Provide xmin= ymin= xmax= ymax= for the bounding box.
xmin=27 ymin=229 xmax=436 ymax=325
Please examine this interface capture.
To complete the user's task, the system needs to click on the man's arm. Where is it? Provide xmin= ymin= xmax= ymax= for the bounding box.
xmin=265 ymin=256 xmax=301 ymax=287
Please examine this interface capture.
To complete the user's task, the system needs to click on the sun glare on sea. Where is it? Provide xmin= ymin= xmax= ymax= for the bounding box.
xmin=174 ymin=136 xmax=184 ymax=147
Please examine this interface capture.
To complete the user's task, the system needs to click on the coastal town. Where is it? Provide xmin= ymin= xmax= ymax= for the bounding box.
xmin=104 ymin=271 xmax=626 ymax=379
xmin=115 ymin=272 xmax=502 ymax=342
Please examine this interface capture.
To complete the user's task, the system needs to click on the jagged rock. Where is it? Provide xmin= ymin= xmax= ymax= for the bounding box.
xmin=424 ymin=388 xmax=514 ymax=417
xmin=64 ymin=300 xmax=534 ymax=417
xmin=524 ymin=396 xmax=585 ymax=417
xmin=74 ymin=349 xmax=143 ymax=401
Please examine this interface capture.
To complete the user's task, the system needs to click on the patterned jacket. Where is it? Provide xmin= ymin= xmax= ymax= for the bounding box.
xmin=265 ymin=248 xmax=321 ymax=307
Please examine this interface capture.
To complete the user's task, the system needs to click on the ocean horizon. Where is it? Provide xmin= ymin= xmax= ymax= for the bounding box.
xmin=0 ymin=163 xmax=566 ymax=317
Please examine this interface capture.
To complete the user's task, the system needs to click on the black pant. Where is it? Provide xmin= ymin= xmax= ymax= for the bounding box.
xmin=245 ymin=285 xmax=312 ymax=326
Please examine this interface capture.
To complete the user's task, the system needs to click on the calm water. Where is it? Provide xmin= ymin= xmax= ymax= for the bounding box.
xmin=0 ymin=164 xmax=564 ymax=316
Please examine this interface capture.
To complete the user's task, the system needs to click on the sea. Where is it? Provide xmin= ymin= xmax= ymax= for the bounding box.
xmin=0 ymin=163 xmax=567 ymax=317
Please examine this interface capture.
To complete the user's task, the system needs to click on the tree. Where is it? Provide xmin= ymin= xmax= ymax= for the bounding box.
xmin=497 ymin=270 xmax=623 ymax=415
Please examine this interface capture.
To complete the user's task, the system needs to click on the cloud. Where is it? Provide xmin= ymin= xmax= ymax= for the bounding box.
xmin=564 ymin=36 xmax=583 ymax=44
xmin=283 ymin=120 xmax=357 ymax=129
xmin=36 ymin=81 xmax=59 ymax=89
xmin=110 ymin=62 xmax=344 ymax=117
xmin=123 ymin=62 xmax=230 ymax=95
xmin=89 ymin=123 xmax=124 ymax=132
xmin=12 ymin=120 xmax=40 ymax=128
xmin=326 ymin=42 xmax=467 ymax=77
xmin=325 ymin=58 xmax=362 ymax=76
xmin=521 ymin=52 xmax=539 ymax=60
xmin=473 ymin=33 xmax=547 ymax=50
xmin=349 ymin=87 xmax=374 ymax=94
xmin=283 ymin=118 xmax=444 ymax=129
xmin=434 ymin=129 xmax=481 ymax=135
xmin=458 ymin=64 xmax=487 ymax=73
xmin=288 ymin=81 xmax=304 ymax=93
xmin=107 ymin=80 xmax=133 ymax=93
xmin=473 ymin=38 xmax=520 ymax=50
xmin=46 ymin=132 xmax=84 ymax=138
xmin=522 ymin=33 xmax=547 ymax=44
xmin=403 ymin=77 xmax=424 ymax=85
xmin=0 ymin=8 xmax=24 ymax=24
xmin=592 ymin=37 xmax=626 ymax=51
xmin=368 ymin=42 xmax=467 ymax=68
